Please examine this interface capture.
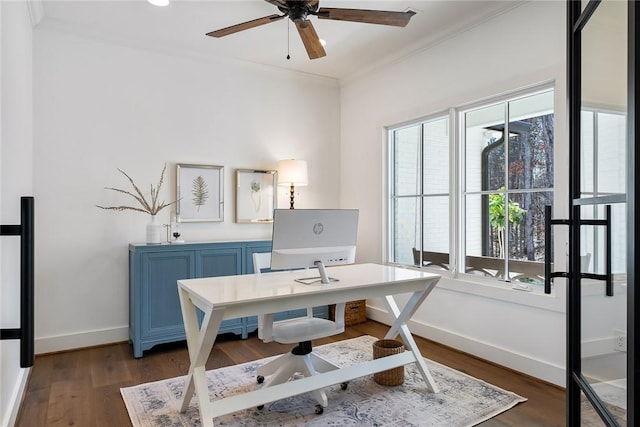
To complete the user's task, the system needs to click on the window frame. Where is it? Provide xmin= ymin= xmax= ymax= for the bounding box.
xmin=459 ymin=87 xmax=555 ymax=283
xmin=388 ymin=112 xmax=451 ymax=267
xmin=387 ymin=82 xmax=558 ymax=299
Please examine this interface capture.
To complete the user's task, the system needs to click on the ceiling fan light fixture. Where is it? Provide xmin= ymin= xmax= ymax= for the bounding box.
xmin=147 ymin=0 xmax=170 ymax=7
xmin=207 ymin=0 xmax=417 ymax=60
xmin=320 ymin=38 xmax=327 ymax=47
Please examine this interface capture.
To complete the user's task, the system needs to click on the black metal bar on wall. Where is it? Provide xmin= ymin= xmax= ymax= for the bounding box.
xmin=0 ymin=196 xmax=35 ymax=368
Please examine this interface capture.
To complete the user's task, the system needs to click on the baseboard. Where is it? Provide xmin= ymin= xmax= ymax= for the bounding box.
xmin=366 ymin=306 xmax=566 ymax=387
xmin=582 ymin=335 xmax=624 ymax=359
xmin=35 ymin=326 xmax=129 ymax=354
xmin=2 ymin=367 xmax=30 ymax=427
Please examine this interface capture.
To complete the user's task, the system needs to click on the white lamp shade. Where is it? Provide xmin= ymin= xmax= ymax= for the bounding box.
xmin=277 ymin=159 xmax=308 ymax=186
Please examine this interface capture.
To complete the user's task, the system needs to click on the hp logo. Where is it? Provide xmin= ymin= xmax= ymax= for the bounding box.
xmin=312 ymin=222 xmax=324 ymax=235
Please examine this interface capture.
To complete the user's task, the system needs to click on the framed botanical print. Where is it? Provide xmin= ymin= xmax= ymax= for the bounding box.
xmin=235 ymin=169 xmax=277 ymax=223
xmin=176 ymin=163 xmax=224 ymax=222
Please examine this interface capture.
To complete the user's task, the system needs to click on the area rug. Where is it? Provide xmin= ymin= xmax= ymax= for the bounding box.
xmin=121 ymin=335 xmax=526 ymax=426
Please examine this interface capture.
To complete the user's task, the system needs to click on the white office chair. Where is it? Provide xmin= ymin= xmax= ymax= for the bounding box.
xmin=252 ymin=252 xmax=347 ymax=414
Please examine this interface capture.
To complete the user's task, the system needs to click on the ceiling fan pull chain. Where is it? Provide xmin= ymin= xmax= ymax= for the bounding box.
xmin=286 ymin=19 xmax=291 ymax=60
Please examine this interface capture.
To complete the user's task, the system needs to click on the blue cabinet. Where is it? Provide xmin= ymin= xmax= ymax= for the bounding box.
xmin=129 ymin=240 xmax=271 ymax=358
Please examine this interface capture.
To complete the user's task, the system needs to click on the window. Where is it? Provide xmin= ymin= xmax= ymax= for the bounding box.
xmin=389 ymin=115 xmax=450 ymax=268
xmin=463 ymin=90 xmax=554 ymax=285
xmin=388 ymin=86 xmax=555 ymax=290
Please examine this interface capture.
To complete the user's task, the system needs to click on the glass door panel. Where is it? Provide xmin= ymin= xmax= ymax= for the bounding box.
xmin=580 ymin=204 xmax=628 ymax=426
xmin=578 ymin=1 xmax=628 ymax=424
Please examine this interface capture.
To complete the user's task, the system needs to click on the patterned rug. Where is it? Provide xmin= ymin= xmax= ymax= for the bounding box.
xmin=121 ymin=335 xmax=526 ymax=426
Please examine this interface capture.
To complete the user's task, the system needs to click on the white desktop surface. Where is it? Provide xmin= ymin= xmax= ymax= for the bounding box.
xmin=180 ymin=263 xmax=439 ymax=317
xmin=177 ymin=263 xmax=441 ymax=426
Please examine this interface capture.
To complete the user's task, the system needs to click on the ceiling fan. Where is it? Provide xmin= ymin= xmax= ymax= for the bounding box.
xmin=206 ymin=0 xmax=416 ymax=60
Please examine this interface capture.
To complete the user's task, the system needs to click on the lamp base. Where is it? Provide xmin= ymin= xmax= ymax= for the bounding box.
xmin=289 ymin=184 xmax=295 ymax=209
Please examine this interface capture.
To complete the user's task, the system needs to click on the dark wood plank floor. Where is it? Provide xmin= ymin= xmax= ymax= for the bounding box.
xmin=16 ymin=320 xmax=565 ymax=426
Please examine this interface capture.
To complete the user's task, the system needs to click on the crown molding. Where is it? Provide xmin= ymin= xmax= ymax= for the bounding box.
xmin=26 ymin=0 xmax=44 ymax=28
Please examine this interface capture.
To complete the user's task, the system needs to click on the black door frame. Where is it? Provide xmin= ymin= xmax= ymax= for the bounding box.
xmin=566 ymin=0 xmax=638 ymax=425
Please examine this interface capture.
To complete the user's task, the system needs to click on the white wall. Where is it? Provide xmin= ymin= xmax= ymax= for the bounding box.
xmin=32 ymin=28 xmax=341 ymax=353
xmin=1 ymin=2 xmax=34 ymax=426
xmin=9 ymin=0 xmax=574 ymax=399
xmin=340 ymin=1 xmax=568 ymax=386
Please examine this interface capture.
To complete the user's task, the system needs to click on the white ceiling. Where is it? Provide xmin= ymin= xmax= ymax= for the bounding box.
xmin=37 ymin=0 xmax=522 ymax=80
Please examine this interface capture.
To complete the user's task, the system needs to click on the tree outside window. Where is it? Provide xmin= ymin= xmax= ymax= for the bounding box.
xmin=489 ymin=187 xmax=526 ymax=259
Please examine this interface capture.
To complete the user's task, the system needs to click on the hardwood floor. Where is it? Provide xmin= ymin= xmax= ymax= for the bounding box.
xmin=16 ymin=320 xmax=565 ymax=426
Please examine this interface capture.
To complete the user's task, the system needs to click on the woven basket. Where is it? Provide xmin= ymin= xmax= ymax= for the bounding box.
xmin=329 ymin=300 xmax=367 ymax=326
xmin=372 ymin=339 xmax=405 ymax=386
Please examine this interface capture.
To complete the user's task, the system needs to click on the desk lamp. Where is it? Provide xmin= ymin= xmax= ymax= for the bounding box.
xmin=277 ymin=159 xmax=308 ymax=209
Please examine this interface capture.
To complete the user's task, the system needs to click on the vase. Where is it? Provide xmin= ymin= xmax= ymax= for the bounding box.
xmin=146 ymin=216 xmax=162 ymax=245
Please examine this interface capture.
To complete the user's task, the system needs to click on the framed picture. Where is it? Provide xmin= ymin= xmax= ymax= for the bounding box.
xmin=235 ymin=169 xmax=277 ymax=223
xmin=176 ymin=163 xmax=224 ymax=223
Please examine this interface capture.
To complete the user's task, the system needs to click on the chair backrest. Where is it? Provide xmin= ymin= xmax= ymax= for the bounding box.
xmin=253 ymin=252 xmax=272 ymax=274
xmin=252 ymin=251 xmax=318 ymax=341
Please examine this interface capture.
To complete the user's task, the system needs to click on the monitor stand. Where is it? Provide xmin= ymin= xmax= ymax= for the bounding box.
xmin=294 ymin=261 xmax=339 ymax=285
xmin=314 ymin=260 xmax=330 ymax=284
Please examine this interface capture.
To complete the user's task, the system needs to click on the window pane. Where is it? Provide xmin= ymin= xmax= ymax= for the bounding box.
xmin=392 ymin=197 xmax=420 ymax=265
xmin=423 ymin=196 xmax=449 ymax=252
xmin=507 ymin=91 xmax=554 ymax=190
xmin=465 ymin=189 xmax=507 ymax=277
xmin=466 ymin=190 xmax=552 ymax=282
xmin=465 ymin=193 xmax=485 ymax=257
xmin=581 ymin=110 xmax=595 ymax=195
xmin=508 ymin=191 xmax=553 ymax=264
xmin=393 ymin=126 xmax=421 ymax=196
xmin=596 ymin=111 xmax=626 ymax=194
xmin=423 ymin=117 xmax=449 ymax=194
xmin=420 ymin=196 xmax=450 ymax=269
xmin=580 ymin=203 xmax=627 ymax=276
xmin=465 ymin=104 xmax=505 ymax=192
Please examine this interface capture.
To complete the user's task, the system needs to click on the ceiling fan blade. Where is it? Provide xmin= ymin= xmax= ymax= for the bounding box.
xmin=295 ymin=19 xmax=326 ymax=60
xmin=317 ymin=8 xmax=416 ymax=27
xmin=206 ymin=14 xmax=285 ymax=38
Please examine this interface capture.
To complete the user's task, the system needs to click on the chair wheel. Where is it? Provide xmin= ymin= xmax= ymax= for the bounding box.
xmin=257 ymin=404 xmax=264 ymax=410
xmin=257 ymin=375 xmax=264 ymax=384
xmin=340 ymin=382 xmax=348 ymax=390
xmin=315 ymin=404 xmax=324 ymax=415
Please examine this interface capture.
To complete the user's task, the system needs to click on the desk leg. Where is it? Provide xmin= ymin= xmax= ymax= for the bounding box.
xmin=382 ymin=281 xmax=439 ymax=393
xmin=178 ymin=287 xmax=224 ymax=427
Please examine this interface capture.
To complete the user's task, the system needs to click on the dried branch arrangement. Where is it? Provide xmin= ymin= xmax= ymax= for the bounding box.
xmin=97 ymin=164 xmax=176 ymax=216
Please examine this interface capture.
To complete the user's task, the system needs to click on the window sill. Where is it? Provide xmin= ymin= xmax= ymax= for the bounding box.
xmin=392 ymin=263 xmax=566 ymax=313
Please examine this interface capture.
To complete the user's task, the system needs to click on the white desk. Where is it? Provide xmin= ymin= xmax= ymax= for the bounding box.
xmin=177 ymin=263 xmax=441 ymax=427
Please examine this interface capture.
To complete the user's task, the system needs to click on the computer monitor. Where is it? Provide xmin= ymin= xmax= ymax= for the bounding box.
xmin=270 ymin=208 xmax=359 ymax=284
